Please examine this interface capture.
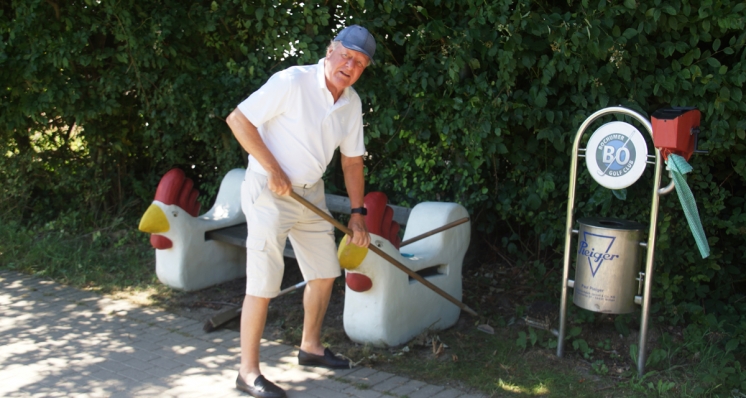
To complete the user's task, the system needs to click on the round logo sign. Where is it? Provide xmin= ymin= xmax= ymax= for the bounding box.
xmin=585 ymin=121 xmax=648 ymax=189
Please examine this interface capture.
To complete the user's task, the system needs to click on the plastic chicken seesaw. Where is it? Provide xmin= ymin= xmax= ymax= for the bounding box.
xmin=138 ymin=168 xmax=247 ymax=291
xmin=290 ymin=191 xmax=474 ymax=347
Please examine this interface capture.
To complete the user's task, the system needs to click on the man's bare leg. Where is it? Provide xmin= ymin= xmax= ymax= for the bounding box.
xmin=239 ymin=294 xmax=271 ymax=382
xmin=299 ymin=277 xmax=335 ymax=355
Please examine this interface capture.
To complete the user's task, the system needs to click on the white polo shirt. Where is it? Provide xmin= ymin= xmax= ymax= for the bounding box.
xmin=237 ymin=58 xmax=366 ymax=186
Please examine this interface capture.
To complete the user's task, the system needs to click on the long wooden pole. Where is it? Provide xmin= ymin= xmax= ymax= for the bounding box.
xmin=290 ymin=191 xmax=478 ymax=317
xmin=203 ymin=281 xmax=307 ymax=332
xmin=400 ymin=217 xmax=470 ymax=247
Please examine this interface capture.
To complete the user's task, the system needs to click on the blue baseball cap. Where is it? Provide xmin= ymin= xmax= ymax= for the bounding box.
xmin=334 ymin=25 xmax=376 ymax=64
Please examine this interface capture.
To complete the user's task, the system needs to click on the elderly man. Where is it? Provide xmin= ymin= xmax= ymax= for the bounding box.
xmin=225 ymin=25 xmax=375 ymax=398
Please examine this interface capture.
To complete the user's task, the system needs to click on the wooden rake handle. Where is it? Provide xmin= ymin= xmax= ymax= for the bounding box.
xmin=400 ymin=217 xmax=470 ymax=247
xmin=289 ymin=191 xmax=478 ymax=317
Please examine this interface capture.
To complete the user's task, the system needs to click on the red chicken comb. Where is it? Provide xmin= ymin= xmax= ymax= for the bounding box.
xmin=154 ymin=168 xmax=201 ymax=217
xmin=364 ymin=192 xmax=401 ymax=249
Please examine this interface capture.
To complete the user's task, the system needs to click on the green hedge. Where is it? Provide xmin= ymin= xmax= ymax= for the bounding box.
xmin=2 ymin=0 xmax=745 ymax=344
xmin=0 ymin=0 xmax=337 ymax=219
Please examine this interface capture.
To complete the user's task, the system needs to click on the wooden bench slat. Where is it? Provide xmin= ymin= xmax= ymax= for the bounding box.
xmin=325 ymin=195 xmax=411 ymax=225
xmin=204 ymin=224 xmax=247 ymax=247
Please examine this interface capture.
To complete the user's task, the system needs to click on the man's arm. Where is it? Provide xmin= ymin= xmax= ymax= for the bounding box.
xmin=226 ymin=109 xmax=292 ymax=196
xmin=341 ymin=154 xmax=370 ymax=248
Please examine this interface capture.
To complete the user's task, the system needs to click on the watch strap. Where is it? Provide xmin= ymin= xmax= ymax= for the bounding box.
xmin=350 ymin=207 xmax=367 ymax=216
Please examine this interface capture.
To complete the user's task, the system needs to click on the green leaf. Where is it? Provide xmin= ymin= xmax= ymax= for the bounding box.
xmin=681 ymin=51 xmax=694 ymax=66
xmin=623 ymin=0 xmax=636 ymax=9
xmin=629 ymin=344 xmax=639 ymax=363
xmin=661 ymin=5 xmax=676 ymax=15
xmin=732 ymin=88 xmax=742 ymax=101
xmin=516 ymin=331 xmax=527 ymax=349
xmin=622 ymin=28 xmax=637 ymax=39
xmin=599 ymin=94 xmax=609 ymax=108
xmin=720 ymin=86 xmax=731 ymax=101
xmin=415 ymin=6 xmax=429 ymax=18
xmin=534 ymin=91 xmax=547 ymax=108
xmin=725 ymin=339 xmax=739 ymax=352
xmin=569 ymin=326 xmax=582 ymax=338
xmin=668 ymin=16 xmax=678 ymax=30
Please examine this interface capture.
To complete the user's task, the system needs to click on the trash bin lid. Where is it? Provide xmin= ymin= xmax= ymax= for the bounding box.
xmin=577 ymin=217 xmax=646 ymax=232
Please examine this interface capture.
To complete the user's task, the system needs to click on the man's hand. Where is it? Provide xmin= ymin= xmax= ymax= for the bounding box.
xmin=346 ymin=213 xmax=370 ymax=247
xmin=267 ymin=170 xmax=292 ymax=196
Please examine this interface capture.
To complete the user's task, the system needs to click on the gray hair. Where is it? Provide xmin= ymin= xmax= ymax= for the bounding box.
xmin=327 ymin=40 xmax=340 ymax=52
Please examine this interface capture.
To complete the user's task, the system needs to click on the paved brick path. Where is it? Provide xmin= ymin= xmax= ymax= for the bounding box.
xmin=0 ymin=271 xmax=485 ymax=397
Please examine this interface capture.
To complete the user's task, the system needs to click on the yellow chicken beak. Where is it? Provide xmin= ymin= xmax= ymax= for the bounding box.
xmin=139 ymin=204 xmax=170 ymax=233
xmin=338 ymin=234 xmax=368 ymax=270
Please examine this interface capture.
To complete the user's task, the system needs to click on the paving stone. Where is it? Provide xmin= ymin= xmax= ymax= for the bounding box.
xmin=147 ymin=356 xmax=189 ymax=370
xmin=371 ymin=374 xmax=409 ymax=392
xmin=341 ymin=367 xmax=395 ymax=387
xmin=117 ymin=366 xmax=152 ymax=382
xmin=128 ymin=348 xmax=162 ymax=362
xmin=311 ymin=375 xmax=352 ymax=392
xmin=97 ymin=359 xmax=135 ymax=374
xmin=408 ymin=383 xmax=447 ymax=398
xmin=139 ymin=363 xmax=189 ymax=380
xmin=389 ymin=379 xmax=428 ymax=396
xmin=301 ymin=386 xmax=356 ymax=398
xmin=342 ymin=384 xmax=385 ymax=398
xmin=431 ymin=387 xmax=470 ymax=398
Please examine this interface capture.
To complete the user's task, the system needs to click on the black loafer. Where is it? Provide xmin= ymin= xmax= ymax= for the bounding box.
xmin=236 ymin=374 xmax=286 ymax=398
xmin=298 ymin=348 xmax=351 ymax=369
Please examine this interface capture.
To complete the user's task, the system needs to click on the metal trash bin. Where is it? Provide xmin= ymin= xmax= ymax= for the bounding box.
xmin=573 ymin=217 xmax=646 ymax=314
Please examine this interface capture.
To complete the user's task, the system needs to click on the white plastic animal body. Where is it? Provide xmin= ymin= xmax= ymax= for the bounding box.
xmin=138 ymin=168 xmax=246 ymax=291
xmin=341 ymin=201 xmax=471 ymax=347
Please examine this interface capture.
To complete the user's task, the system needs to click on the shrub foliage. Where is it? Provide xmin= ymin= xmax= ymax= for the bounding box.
xmin=2 ymin=0 xmax=745 ymax=348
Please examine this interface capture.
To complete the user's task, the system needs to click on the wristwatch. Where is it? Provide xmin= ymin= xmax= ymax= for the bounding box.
xmin=350 ymin=207 xmax=367 ymax=216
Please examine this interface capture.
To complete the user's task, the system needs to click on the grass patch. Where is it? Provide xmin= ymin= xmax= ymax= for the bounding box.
xmin=335 ymin=321 xmax=745 ymax=397
xmin=0 ymin=217 xmax=163 ymax=296
xmin=363 ymin=327 xmax=611 ymax=397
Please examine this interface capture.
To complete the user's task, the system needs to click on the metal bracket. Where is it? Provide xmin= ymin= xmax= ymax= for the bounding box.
xmin=636 ymin=272 xmax=646 ymax=295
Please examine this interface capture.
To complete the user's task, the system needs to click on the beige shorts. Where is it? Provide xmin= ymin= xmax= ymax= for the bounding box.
xmin=241 ymin=169 xmax=340 ymax=297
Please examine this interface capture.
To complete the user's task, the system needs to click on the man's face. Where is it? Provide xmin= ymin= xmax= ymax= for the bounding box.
xmin=324 ymin=43 xmax=369 ymax=95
